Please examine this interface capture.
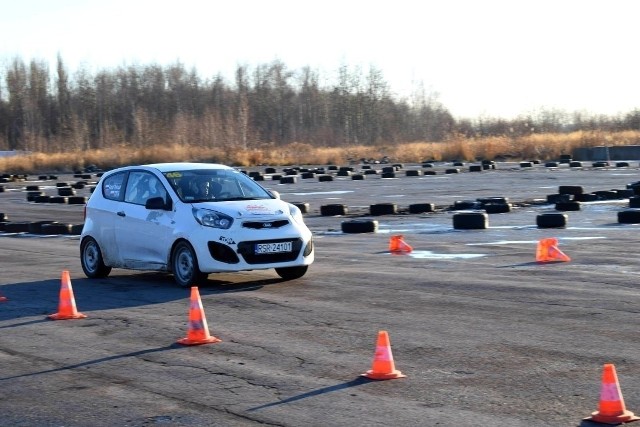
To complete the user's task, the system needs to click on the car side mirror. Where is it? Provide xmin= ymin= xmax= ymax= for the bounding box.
xmin=145 ymin=196 xmax=171 ymax=210
xmin=269 ymin=190 xmax=280 ymax=199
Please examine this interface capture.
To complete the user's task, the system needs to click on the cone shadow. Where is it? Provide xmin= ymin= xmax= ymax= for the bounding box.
xmin=247 ymin=376 xmax=371 ymax=412
xmin=0 ymin=344 xmax=181 ymax=381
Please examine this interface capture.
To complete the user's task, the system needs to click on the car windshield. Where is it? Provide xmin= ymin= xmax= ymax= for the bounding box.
xmin=164 ymin=168 xmax=273 ymax=203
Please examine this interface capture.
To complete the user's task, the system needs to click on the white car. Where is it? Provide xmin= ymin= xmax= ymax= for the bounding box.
xmin=80 ymin=163 xmax=314 ymax=286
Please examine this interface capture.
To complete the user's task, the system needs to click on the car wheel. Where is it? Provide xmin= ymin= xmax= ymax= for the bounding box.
xmin=275 ymin=265 xmax=308 ymax=280
xmin=172 ymin=241 xmax=207 ymax=287
xmin=81 ymin=237 xmax=112 ymax=278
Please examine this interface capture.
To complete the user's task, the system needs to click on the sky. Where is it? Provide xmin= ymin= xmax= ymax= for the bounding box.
xmin=0 ymin=0 xmax=639 ymax=119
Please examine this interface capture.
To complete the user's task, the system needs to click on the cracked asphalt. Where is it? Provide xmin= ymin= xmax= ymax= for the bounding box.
xmin=1 ymin=162 xmax=640 ymax=426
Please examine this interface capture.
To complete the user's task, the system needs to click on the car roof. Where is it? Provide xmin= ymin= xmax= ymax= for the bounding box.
xmin=145 ymin=162 xmax=234 ymax=173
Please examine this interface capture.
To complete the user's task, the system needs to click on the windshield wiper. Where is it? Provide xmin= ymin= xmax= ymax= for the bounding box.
xmin=218 ymin=196 xmax=266 ymax=201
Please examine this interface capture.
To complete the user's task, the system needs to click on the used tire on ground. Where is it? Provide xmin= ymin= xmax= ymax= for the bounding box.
xmin=68 ymin=196 xmax=88 ymax=205
xmin=555 ymin=201 xmax=581 ymax=211
xmin=41 ymin=223 xmax=72 ymax=234
xmin=369 ymin=203 xmax=397 ymax=216
xmin=320 ymin=204 xmax=348 ymax=216
xmin=618 ymin=209 xmax=640 ymax=224
xmin=292 ymin=202 xmax=310 ymax=214
xmin=537 ymin=213 xmax=567 ymax=228
xmin=484 ymin=203 xmax=512 ymax=214
xmin=4 ymin=222 xmax=32 ymax=233
xmin=453 ymin=212 xmax=488 ymax=230
xmin=58 ymin=187 xmax=76 ymax=196
xmin=28 ymin=221 xmax=58 ymax=234
xmin=341 ymin=219 xmax=378 ymax=233
xmin=546 ymin=194 xmax=572 ymax=204
xmin=318 ymin=175 xmax=334 ymax=182
xmin=279 ymin=176 xmax=297 ymax=184
xmin=408 ymin=203 xmax=435 ymax=214
xmin=629 ymin=197 xmax=640 ymax=208
xmin=558 ymin=185 xmax=583 ymax=195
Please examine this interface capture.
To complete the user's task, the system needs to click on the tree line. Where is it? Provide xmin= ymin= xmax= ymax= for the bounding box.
xmin=1 ymin=55 xmax=640 ymax=153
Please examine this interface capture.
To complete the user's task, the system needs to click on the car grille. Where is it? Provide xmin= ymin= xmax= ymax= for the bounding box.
xmin=242 ymin=220 xmax=289 ymax=229
xmin=237 ymin=238 xmax=302 ymax=264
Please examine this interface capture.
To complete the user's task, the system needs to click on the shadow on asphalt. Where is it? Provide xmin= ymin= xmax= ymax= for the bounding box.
xmin=246 ymin=376 xmax=373 ymax=412
xmin=0 ymin=272 xmax=284 ymax=321
xmin=0 ymin=343 xmax=184 ymax=381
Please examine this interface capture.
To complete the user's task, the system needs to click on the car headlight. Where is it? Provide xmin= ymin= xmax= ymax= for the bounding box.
xmin=289 ymin=203 xmax=304 ymax=224
xmin=192 ymin=207 xmax=233 ymax=229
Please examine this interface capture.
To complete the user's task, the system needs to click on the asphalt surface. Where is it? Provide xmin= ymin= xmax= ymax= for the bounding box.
xmin=1 ymin=162 xmax=640 ymax=426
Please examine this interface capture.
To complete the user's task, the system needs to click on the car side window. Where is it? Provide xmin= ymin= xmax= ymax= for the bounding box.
xmin=102 ymin=172 xmax=126 ymax=201
xmin=124 ymin=171 xmax=167 ymax=205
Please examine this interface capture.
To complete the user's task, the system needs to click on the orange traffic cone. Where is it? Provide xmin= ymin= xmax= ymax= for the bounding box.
xmin=584 ymin=364 xmax=640 ymax=424
xmin=389 ymin=234 xmax=412 ymax=254
xmin=177 ymin=287 xmax=221 ymax=345
xmin=361 ymin=330 xmax=406 ymax=380
xmin=536 ymin=237 xmax=570 ymax=263
xmin=48 ymin=270 xmax=87 ymax=320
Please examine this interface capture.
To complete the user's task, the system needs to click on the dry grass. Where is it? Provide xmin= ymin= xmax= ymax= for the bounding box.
xmin=1 ymin=131 xmax=639 ymax=174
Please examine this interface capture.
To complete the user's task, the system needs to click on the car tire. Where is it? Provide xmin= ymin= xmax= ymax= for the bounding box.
xmin=172 ymin=240 xmax=207 ymax=287
xmin=275 ymin=265 xmax=308 ymax=280
xmin=81 ymin=237 xmax=112 ymax=278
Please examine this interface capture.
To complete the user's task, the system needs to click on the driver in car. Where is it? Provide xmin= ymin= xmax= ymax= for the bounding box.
xmin=188 ymin=176 xmax=222 ymax=200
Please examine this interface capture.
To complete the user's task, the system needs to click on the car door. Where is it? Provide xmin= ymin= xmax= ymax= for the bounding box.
xmin=88 ymin=171 xmax=128 ymax=267
xmin=115 ymin=171 xmax=176 ymax=270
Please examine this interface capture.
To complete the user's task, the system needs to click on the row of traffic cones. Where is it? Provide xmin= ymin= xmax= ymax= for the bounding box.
xmin=44 ymin=271 xmax=222 ymax=345
xmin=27 ymin=271 xmax=640 ymax=423
xmin=42 ymin=271 xmax=402 ymax=375
xmin=388 ymin=234 xmax=571 ymax=263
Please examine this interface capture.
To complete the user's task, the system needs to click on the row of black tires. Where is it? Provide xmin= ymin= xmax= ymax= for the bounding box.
xmin=519 ymin=160 xmax=631 ymax=168
xmin=0 ymin=219 xmax=83 ymax=235
xmin=339 ymin=209 xmax=640 ymax=233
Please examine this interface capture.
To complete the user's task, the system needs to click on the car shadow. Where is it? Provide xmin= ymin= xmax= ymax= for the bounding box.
xmin=0 ymin=272 xmax=284 ymax=321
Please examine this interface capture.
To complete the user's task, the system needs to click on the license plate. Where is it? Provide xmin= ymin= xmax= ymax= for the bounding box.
xmin=255 ymin=241 xmax=292 ymax=254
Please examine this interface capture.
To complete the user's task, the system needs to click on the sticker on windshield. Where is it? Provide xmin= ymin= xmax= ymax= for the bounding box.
xmin=166 ymin=172 xmax=182 ymax=178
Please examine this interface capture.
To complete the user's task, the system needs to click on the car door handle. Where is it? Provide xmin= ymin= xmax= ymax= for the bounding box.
xmin=117 ymin=211 xmax=126 ymax=217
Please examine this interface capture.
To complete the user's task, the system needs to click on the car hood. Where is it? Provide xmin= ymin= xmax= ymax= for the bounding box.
xmin=192 ymin=199 xmax=290 ymax=219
